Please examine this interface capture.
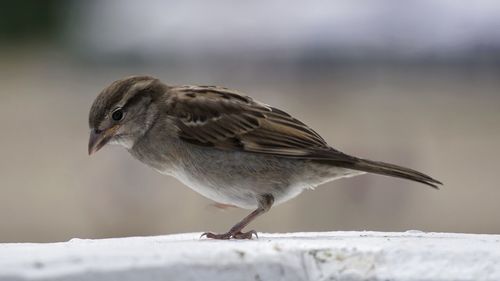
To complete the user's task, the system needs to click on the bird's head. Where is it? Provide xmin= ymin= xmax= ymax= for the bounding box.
xmin=88 ymin=75 xmax=165 ymax=155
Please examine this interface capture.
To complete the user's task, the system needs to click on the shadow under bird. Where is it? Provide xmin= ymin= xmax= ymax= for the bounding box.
xmin=88 ymin=76 xmax=442 ymax=239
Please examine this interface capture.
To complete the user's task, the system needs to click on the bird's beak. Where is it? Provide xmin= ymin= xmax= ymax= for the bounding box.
xmin=88 ymin=126 xmax=119 ymax=155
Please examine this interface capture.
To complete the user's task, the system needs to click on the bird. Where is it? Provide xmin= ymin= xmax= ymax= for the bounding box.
xmin=88 ymin=75 xmax=442 ymax=240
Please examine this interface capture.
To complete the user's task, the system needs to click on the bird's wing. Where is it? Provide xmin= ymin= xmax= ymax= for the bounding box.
xmin=164 ymin=85 xmax=342 ymax=159
xmin=163 ymin=85 xmax=442 ymax=188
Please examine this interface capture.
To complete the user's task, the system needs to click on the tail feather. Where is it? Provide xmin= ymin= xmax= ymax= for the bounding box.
xmin=351 ymin=158 xmax=442 ymax=189
xmin=317 ymin=152 xmax=443 ymax=189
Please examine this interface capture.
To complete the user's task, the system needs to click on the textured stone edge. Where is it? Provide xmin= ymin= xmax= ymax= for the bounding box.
xmin=0 ymin=231 xmax=499 ymax=281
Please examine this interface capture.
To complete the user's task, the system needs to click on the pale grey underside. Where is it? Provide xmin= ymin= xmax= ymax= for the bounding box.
xmin=129 ymin=127 xmax=363 ymax=209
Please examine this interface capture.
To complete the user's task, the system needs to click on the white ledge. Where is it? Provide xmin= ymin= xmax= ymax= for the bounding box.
xmin=0 ymin=231 xmax=499 ymax=281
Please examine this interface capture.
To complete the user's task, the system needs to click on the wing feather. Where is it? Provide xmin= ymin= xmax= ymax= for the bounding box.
xmin=163 ymin=85 xmax=442 ymax=188
xmin=165 ymin=86 xmax=332 ymax=157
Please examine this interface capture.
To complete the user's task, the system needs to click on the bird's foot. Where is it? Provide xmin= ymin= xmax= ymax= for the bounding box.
xmin=200 ymin=230 xmax=258 ymax=240
xmin=233 ymin=230 xmax=257 ymax=239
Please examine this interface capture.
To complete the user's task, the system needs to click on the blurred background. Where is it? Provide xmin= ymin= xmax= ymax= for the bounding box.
xmin=0 ymin=0 xmax=499 ymax=243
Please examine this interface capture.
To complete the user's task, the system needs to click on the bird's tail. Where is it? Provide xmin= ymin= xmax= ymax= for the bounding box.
xmin=339 ymin=157 xmax=442 ymax=189
xmin=315 ymin=151 xmax=442 ymax=189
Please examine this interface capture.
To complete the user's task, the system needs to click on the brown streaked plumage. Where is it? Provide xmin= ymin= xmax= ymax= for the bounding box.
xmin=167 ymin=85 xmax=328 ymax=154
xmin=88 ymin=75 xmax=442 ymax=240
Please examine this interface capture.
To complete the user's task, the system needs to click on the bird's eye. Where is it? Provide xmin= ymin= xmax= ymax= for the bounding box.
xmin=111 ymin=108 xmax=124 ymax=121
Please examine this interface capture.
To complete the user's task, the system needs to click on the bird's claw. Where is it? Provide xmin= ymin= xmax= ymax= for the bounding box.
xmin=233 ymin=230 xmax=257 ymax=239
xmin=200 ymin=230 xmax=258 ymax=240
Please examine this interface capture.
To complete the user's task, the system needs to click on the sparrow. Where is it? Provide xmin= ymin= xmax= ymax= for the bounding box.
xmin=88 ymin=75 xmax=442 ymax=239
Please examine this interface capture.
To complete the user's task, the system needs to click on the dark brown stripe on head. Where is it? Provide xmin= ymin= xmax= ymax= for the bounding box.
xmin=89 ymin=76 xmax=162 ymax=129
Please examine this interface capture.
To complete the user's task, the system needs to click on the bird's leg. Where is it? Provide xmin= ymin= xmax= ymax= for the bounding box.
xmin=201 ymin=194 xmax=274 ymax=240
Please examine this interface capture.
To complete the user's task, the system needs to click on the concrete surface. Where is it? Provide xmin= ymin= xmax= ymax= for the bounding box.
xmin=0 ymin=231 xmax=499 ymax=281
